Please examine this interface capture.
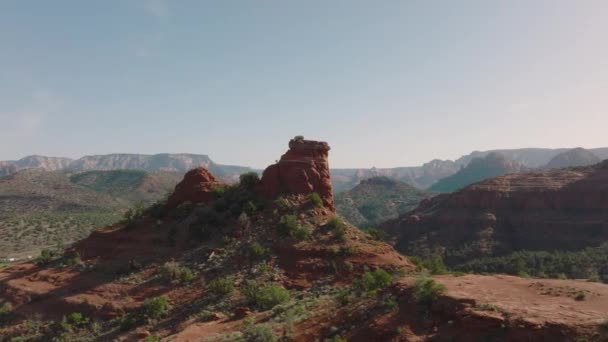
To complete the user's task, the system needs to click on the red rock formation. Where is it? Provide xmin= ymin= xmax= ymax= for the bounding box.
xmin=382 ymin=161 xmax=608 ymax=260
xmin=167 ymin=167 xmax=222 ymax=207
xmin=256 ymin=138 xmax=334 ymax=210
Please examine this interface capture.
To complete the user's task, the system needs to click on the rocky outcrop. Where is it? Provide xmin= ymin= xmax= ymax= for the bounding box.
xmin=256 ymin=138 xmax=334 ymax=210
xmin=382 ymin=161 xmax=608 ymax=263
xmin=167 ymin=167 xmax=222 ymax=207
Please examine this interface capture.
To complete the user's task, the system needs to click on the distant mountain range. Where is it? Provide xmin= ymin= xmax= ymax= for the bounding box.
xmin=0 ymin=153 xmax=252 ymax=182
xmin=2 ymin=147 xmax=607 ymax=192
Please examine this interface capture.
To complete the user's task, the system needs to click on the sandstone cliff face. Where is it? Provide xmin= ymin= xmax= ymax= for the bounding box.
xmin=167 ymin=167 xmax=222 ymax=207
xmin=257 ymin=138 xmax=334 ymax=210
xmin=382 ymin=161 xmax=608 ymax=262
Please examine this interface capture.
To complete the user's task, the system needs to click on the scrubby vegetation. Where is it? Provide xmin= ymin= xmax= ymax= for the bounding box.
xmin=308 ymin=192 xmax=323 ymax=208
xmin=413 ymin=276 xmax=446 ymax=305
xmin=354 ymin=269 xmax=393 ymax=295
xmin=142 ymin=296 xmax=170 ymax=320
xmin=243 ymin=281 xmax=291 ymax=310
xmin=159 ymin=261 xmax=196 ymax=284
xmin=455 ymin=243 xmax=608 ymax=281
xmin=208 ymin=277 xmax=235 ymax=296
xmin=326 ymin=216 xmax=347 ymax=241
xmin=276 ymin=215 xmax=310 ymax=241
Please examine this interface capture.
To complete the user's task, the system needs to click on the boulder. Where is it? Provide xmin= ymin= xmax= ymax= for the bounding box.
xmin=167 ymin=167 xmax=222 ymax=207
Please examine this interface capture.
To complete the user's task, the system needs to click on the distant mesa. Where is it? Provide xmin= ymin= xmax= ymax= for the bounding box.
xmin=167 ymin=167 xmax=223 ymax=207
xmin=256 ymin=137 xmax=335 ymax=210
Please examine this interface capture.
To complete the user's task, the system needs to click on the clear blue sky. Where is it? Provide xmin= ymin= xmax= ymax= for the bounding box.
xmin=1 ymin=1 xmax=607 ymax=168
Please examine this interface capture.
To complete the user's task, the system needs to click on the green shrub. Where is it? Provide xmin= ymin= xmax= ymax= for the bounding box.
xmin=208 ymin=277 xmax=235 ymax=296
xmin=159 ymin=262 xmax=195 ymax=284
xmin=476 ymin=303 xmax=499 ymax=312
xmin=188 ymin=223 xmax=211 ymax=241
xmin=36 ymin=249 xmax=55 ymax=266
xmin=381 ymin=295 xmax=399 ymax=312
xmin=291 ymin=226 xmax=311 ymax=241
xmin=145 ymin=336 xmax=160 ymax=342
xmin=65 ymin=253 xmax=82 ymax=267
xmin=0 ymin=302 xmax=12 ymax=321
xmin=212 ymin=185 xmax=228 ymax=198
xmin=274 ymin=197 xmax=291 ymax=211
xmin=327 ymin=217 xmax=346 ymax=241
xmin=172 ymin=202 xmax=194 ymax=220
xmin=249 ymin=242 xmax=269 ymax=260
xmin=243 ymin=201 xmax=257 ymax=216
xmin=575 ymin=291 xmax=586 ymax=301
xmin=413 ymin=276 xmax=446 ymax=305
xmin=239 ymin=172 xmax=260 ymax=190
xmin=66 ymin=312 xmax=88 ymax=327
xmin=242 ymin=320 xmax=275 ymax=342
xmin=336 ymin=288 xmax=350 ymax=306
xmin=366 ymin=228 xmax=385 ymax=241
xmin=308 ymin=193 xmax=323 ymax=208
xmin=600 ymin=320 xmax=608 ymax=333
xmin=142 ymin=296 xmax=170 ymax=320
xmin=329 ymin=336 xmax=347 ymax=342
xmin=276 ymin=215 xmax=308 ymax=240
xmin=243 ymin=282 xmax=290 ymax=310
xmin=354 ymin=269 xmax=393 ymax=294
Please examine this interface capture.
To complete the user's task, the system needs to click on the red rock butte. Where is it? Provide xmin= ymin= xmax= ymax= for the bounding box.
xmin=167 ymin=167 xmax=222 ymax=207
xmin=256 ymin=138 xmax=335 ymax=210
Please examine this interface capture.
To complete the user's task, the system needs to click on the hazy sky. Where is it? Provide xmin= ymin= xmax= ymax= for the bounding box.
xmin=1 ymin=1 xmax=607 ymax=168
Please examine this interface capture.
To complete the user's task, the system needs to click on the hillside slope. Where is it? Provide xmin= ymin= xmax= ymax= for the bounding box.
xmin=335 ymin=176 xmax=431 ymax=227
xmin=0 ymin=169 xmax=181 ymax=259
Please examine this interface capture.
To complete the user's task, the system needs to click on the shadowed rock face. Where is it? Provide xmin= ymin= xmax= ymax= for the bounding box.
xmin=167 ymin=167 xmax=222 ymax=207
xmin=257 ymin=138 xmax=335 ymax=210
xmin=382 ymin=160 xmax=608 ymax=262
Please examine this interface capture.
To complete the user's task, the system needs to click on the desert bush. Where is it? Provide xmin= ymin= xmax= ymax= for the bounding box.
xmin=308 ymin=193 xmax=323 ymax=208
xmin=366 ymin=228 xmax=385 ymax=241
xmin=243 ymin=282 xmax=290 ymax=310
xmin=145 ymin=336 xmax=160 ymax=342
xmin=249 ymin=242 xmax=269 ymax=260
xmin=0 ymin=302 xmax=12 ymax=321
xmin=575 ymin=291 xmax=586 ymax=301
xmin=65 ymin=253 xmax=82 ymax=267
xmin=159 ymin=262 xmax=195 ymax=284
xmin=208 ymin=277 xmax=235 ymax=296
xmin=327 ymin=217 xmax=346 ymax=241
xmin=142 ymin=296 xmax=170 ymax=320
xmin=381 ymin=295 xmax=399 ymax=312
xmin=413 ymin=276 xmax=446 ymax=305
xmin=243 ymin=201 xmax=257 ymax=216
xmin=36 ymin=249 xmax=55 ymax=266
xmin=242 ymin=319 xmax=275 ymax=342
xmin=410 ymin=255 xmax=447 ymax=275
xmin=188 ymin=223 xmax=211 ymax=241
xmin=274 ymin=197 xmax=291 ymax=211
xmin=171 ymin=202 xmax=194 ymax=220
xmin=239 ymin=172 xmax=260 ymax=190
xmin=354 ymin=269 xmax=393 ymax=294
xmin=276 ymin=215 xmax=309 ymax=240
xmin=65 ymin=312 xmax=88 ymax=327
